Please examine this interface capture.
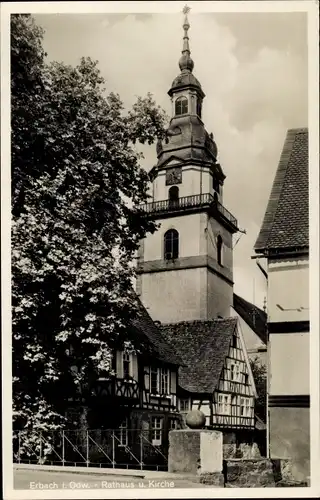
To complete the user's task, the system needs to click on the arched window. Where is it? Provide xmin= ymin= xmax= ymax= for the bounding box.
xmin=175 ymin=96 xmax=188 ymax=116
xmin=164 ymin=229 xmax=179 ymax=260
xmin=196 ymin=99 xmax=202 ymax=118
xmin=217 ymin=235 xmax=223 ymax=266
xmin=168 ymin=186 xmax=179 ymax=207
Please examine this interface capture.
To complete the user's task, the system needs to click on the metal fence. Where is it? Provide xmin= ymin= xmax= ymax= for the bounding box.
xmin=13 ymin=429 xmax=168 ymax=471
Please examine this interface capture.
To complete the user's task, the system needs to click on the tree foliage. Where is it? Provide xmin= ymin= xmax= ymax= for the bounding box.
xmin=250 ymin=357 xmax=267 ymax=422
xmin=11 ymin=14 xmax=168 ymax=437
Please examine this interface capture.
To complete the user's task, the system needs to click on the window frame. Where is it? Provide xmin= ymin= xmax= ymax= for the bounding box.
xmin=217 ymin=234 xmax=223 ymax=266
xmin=122 ymin=352 xmax=131 ymax=380
xmin=230 ymin=361 xmax=241 ymax=382
xmin=217 ymin=393 xmax=231 ymax=415
xmin=150 ymin=367 xmax=170 ymax=396
xmin=164 ymin=229 xmax=179 ymax=260
xmin=118 ymin=418 xmax=129 ymax=447
xmin=179 ymin=398 xmax=190 ymax=413
xmin=240 ymin=397 xmax=251 ymax=417
xmin=175 ymin=96 xmax=188 ymax=116
xmin=151 ymin=417 xmax=163 ymax=446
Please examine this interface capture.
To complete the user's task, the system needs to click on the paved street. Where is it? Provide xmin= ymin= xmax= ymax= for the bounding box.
xmin=14 ymin=469 xmax=210 ymax=490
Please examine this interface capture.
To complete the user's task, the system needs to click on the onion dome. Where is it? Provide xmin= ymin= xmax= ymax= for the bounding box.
xmin=168 ymin=6 xmax=205 ymax=98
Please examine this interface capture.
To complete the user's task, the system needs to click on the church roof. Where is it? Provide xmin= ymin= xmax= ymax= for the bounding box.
xmin=233 ymin=293 xmax=267 ymax=345
xmin=254 ymin=128 xmax=308 ymax=254
xmin=131 ymin=299 xmax=182 ymax=366
xmin=160 ymin=318 xmax=237 ymax=393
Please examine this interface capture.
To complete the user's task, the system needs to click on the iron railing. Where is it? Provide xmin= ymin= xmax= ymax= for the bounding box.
xmin=13 ymin=429 xmax=168 ymax=471
xmin=140 ymin=193 xmax=238 ymax=227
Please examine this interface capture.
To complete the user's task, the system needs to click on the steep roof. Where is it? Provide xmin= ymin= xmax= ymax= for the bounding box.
xmin=233 ymin=293 xmax=267 ymax=345
xmin=254 ymin=128 xmax=308 ymax=253
xmin=160 ymin=318 xmax=237 ymax=393
xmin=131 ymin=299 xmax=182 ymax=366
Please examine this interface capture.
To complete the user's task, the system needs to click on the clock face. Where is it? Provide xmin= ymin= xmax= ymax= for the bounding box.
xmin=166 ymin=167 xmax=182 ymax=186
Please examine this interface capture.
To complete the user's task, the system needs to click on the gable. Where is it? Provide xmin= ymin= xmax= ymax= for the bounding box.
xmin=216 ymin=323 xmax=257 ymax=398
xmin=231 ymin=309 xmax=266 ymax=352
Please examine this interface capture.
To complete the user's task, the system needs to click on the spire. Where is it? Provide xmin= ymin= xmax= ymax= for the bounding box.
xmin=179 ymin=5 xmax=194 ymax=73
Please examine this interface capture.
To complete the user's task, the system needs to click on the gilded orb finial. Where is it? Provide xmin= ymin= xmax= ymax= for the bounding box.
xmin=182 ymin=4 xmax=191 ymax=15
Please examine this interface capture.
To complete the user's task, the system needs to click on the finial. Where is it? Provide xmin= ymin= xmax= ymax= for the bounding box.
xmin=179 ymin=5 xmax=194 ymax=73
xmin=183 ymin=4 xmax=191 ymax=15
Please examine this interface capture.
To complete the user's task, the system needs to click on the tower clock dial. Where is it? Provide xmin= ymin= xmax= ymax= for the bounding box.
xmin=166 ymin=167 xmax=182 ymax=186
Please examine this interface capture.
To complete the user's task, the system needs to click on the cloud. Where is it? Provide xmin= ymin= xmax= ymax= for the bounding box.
xmin=34 ymin=12 xmax=307 ymax=308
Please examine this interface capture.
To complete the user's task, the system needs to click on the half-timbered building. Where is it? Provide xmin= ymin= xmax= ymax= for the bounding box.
xmin=160 ymin=318 xmax=257 ymax=441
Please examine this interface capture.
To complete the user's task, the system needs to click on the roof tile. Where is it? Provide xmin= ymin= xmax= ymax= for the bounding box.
xmin=160 ymin=318 xmax=237 ymax=393
xmin=254 ymin=128 xmax=308 ymax=252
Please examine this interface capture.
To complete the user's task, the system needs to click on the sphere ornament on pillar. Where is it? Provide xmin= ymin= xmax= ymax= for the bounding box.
xmin=186 ymin=409 xmax=206 ymax=429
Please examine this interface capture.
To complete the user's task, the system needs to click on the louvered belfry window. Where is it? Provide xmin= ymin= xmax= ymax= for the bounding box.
xmin=175 ymin=96 xmax=188 ymax=115
xmin=164 ymin=229 xmax=179 ymax=260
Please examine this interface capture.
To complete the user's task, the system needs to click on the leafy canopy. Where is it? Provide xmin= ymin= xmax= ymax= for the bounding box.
xmin=11 ymin=14 xmax=168 ymax=437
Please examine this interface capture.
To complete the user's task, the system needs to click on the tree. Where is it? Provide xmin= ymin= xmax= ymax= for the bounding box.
xmin=11 ymin=14 xmax=168 ymax=444
xmin=250 ymin=357 xmax=267 ymax=422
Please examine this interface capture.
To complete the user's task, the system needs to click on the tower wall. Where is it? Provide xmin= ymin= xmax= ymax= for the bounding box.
xmin=153 ymin=166 xmax=214 ymax=202
xmin=137 ymin=212 xmax=234 ymax=322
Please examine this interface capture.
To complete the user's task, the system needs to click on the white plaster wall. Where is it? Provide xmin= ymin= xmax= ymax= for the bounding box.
xmin=142 ymin=213 xmax=202 ymax=262
xmin=269 ymin=333 xmax=309 ymax=395
xmin=140 ymin=267 xmax=206 ymax=323
xmin=207 ymin=217 xmax=233 ymax=272
xmin=207 ymin=271 xmax=233 ymax=318
xmin=152 ymin=166 xmax=214 ymax=202
xmin=268 ymin=258 xmax=309 ymax=322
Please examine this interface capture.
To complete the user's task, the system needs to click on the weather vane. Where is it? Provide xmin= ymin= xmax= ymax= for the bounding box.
xmin=183 ymin=5 xmax=191 ymax=15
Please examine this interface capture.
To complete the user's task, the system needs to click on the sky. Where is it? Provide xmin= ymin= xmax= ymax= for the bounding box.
xmin=34 ymin=9 xmax=308 ymax=309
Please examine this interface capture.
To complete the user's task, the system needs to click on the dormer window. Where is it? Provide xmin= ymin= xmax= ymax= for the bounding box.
xmin=175 ymin=96 xmax=188 ymax=115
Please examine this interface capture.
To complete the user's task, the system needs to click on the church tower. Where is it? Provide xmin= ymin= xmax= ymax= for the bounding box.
xmin=137 ymin=8 xmax=238 ymax=323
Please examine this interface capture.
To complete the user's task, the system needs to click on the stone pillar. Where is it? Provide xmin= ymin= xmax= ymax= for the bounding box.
xmin=168 ymin=429 xmax=224 ymax=485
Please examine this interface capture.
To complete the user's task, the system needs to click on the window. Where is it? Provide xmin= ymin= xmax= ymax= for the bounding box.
xmin=168 ymin=185 xmax=179 ymax=206
xmin=232 ymin=335 xmax=237 ymax=348
xmin=180 ymin=399 xmax=190 ymax=413
xmin=217 ymin=235 xmax=223 ymax=266
xmin=196 ymin=99 xmax=202 ymax=118
xmin=244 ymin=373 xmax=249 ymax=385
xmin=217 ymin=394 xmax=231 ymax=415
xmin=150 ymin=367 xmax=170 ymax=395
xmin=164 ymin=229 xmax=179 ymax=260
xmin=170 ymin=419 xmax=178 ymax=430
xmin=123 ymin=352 xmax=131 ymax=379
xmin=230 ymin=362 xmax=240 ymax=382
xmin=175 ymin=96 xmax=188 ymax=115
xmin=160 ymin=368 xmax=169 ymax=394
xmin=240 ymin=398 xmax=251 ymax=417
xmin=118 ymin=418 xmax=128 ymax=447
xmin=151 ymin=417 xmax=163 ymax=445
xmin=150 ymin=366 xmax=158 ymax=394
